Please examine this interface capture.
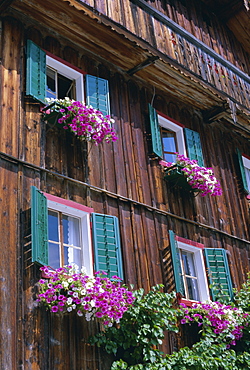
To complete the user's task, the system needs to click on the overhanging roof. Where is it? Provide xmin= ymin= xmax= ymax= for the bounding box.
xmin=2 ymin=0 xmax=250 ymax=131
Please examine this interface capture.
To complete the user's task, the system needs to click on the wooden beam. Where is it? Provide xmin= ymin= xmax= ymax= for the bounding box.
xmin=126 ymin=56 xmax=159 ymax=75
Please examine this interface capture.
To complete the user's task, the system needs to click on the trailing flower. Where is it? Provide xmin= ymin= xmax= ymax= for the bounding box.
xmin=37 ymin=265 xmax=135 ymax=326
xmin=45 ymin=98 xmax=118 ymax=145
xmin=160 ymin=153 xmax=223 ymax=196
xmin=179 ymin=301 xmax=248 ymax=348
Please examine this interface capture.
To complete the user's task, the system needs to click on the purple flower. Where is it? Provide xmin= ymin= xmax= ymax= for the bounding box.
xmin=51 ymin=306 xmax=58 ymax=313
xmin=95 ymin=312 xmax=103 ymax=318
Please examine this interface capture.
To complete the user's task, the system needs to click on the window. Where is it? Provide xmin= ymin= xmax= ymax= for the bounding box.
xmin=237 ymin=148 xmax=250 ymax=194
xmin=46 ymin=56 xmax=84 ymax=101
xmin=46 ymin=195 xmax=92 ymax=274
xmin=179 ymin=249 xmax=200 ymax=301
xmin=26 ymin=40 xmax=111 ymax=116
xmin=148 ymin=104 xmax=204 ymax=166
xmin=31 ymin=187 xmax=123 ymax=279
xmin=158 ymin=114 xmax=186 ymax=163
xmin=169 ymin=231 xmax=233 ymax=303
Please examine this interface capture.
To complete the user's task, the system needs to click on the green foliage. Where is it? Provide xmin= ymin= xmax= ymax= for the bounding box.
xmin=234 ymin=273 xmax=250 ymax=312
xmin=233 ymin=274 xmax=250 ymax=353
xmin=89 ymin=280 xmax=250 ymax=369
xmin=164 ymin=339 xmax=250 ymax=370
xmin=89 ymin=285 xmax=180 ymax=366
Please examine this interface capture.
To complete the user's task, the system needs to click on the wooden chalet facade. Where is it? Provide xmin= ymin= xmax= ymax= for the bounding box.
xmin=0 ymin=0 xmax=250 ymax=368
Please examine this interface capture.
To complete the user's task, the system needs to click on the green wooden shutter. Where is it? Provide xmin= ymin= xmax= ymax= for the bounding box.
xmin=26 ymin=40 xmax=46 ymax=102
xmin=204 ymin=248 xmax=233 ymax=301
xmin=237 ymin=148 xmax=249 ymax=193
xmin=85 ymin=75 xmax=110 ymax=116
xmin=184 ymin=128 xmax=204 ymax=166
xmin=92 ymin=213 xmax=123 ymax=279
xmin=148 ymin=104 xmax=163 ymax=158
xmin=169 ymin=230 xmax=185 ymax=296
xmin=31 ymin=186 xmax=48 ymax=265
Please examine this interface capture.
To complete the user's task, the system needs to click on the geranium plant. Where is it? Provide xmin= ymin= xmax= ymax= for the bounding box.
xmin=179 ymin=301 xmax=248 ymax=348
xmin=44 ymin=98 xmax=118 ymax=145
xmin=160 ymin=153 xmax=223 ymax=196
xmin=37 ymin=265 xmax=135 ymax=326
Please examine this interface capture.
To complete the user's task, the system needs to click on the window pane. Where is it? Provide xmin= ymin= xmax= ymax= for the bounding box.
xmin=181 ymin=251 xmax=196 ymax=277
xmin=64 ymin=246 xmax=81 ymax=268
xmin=162 ymin=130 xmax=176 ymax=151
xmin=162 ymin=130 xmax=177 ymax=163
xmin=58 ymin=73 xmax=75 ymax=99
xmin=49 ymin=242 xmax=60 ymax=269
xmin=186 ymin=277 xmax=200 ymax=301
xmin=46 ymin=67 xmax=56 ymax=99
xmin=180 ymin=250 xmax=200 ymax=301
xmin=48 ymin=210 xmax=59 ymax=242
xmin=164 ymin=153 xmax=177 ymax=163
xmin=62 ymin=215 xmax=80 ymax=247
xmin=162 ymin=135 xmax=176 ymax=153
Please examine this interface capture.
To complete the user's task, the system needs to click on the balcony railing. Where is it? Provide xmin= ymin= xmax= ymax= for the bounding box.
xmin=130 ymin=0 xmax=250 ymax=110
xmin=81 ymin=0 xmax=250 ymax=110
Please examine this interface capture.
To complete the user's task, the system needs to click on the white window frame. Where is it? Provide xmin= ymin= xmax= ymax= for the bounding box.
xmin=46 ymin=55 xmax=84 ymax=101
xmin=47 ymin=198 xmax=93 ymax=275
xmin=177 ymin=240 xmax=210 ymax=302
xmin=158 ymin=114 xmax=187 ymax=157
xmin=242 ymin=155 xmax=250 ymax=192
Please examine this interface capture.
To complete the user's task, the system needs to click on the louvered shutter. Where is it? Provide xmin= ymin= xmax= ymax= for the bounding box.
xmin=26 ymin=40 xmax=46 ymax=102
xmin=31 ymin=186 xmax=49 ymax=265
xmin=169 ymin=230 xmax=185 ymax=296
xmin=204 ymin=248 xmax=233 ymax=301
xmin=92 ymin=213 xmax=123 ymax=280
xmin=148 ymin=104 xmax=163 ymax=158
xmin=184 ymin=128 xmax=204 ymax=167
xmin=85 ymin=75 xmax=110 ymax=116
xmin=236 ymin=148 xmax=249 ymax=193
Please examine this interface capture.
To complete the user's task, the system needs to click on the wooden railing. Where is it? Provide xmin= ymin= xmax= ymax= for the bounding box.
xmin=80 ymin=0 xmax=250 ymax=110
xmin=130 ymin=0 xmax=250 ymax=110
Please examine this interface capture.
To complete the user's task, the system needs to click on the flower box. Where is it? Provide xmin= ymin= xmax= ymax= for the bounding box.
xmin=164 ymin=165 xmax=199 ymax=192
xmin=37 ymin=265 xmax=135 ymax=326
xmin=161 ymin=154 xmax=223 ymax=196
xmin=42 ymin=98 xmax=118 ymax=145
xmin=42 ymin=102 xmax=66 ymax=127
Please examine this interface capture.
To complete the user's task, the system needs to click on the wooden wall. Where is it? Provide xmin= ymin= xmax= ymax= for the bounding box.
xmin=0 ymin=12 xmax=249 ymax=370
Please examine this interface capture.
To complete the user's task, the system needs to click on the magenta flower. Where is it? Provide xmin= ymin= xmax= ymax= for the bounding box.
xmin=95 ymin=312 xmax=103 ymax=318
xmin=51 ymin=306 xmax=58 ymax=313
xmin=179 ymin=300 xmax=247 ymax=348
xmin=37 ymin=265 xmax=134 ymax=326
xmin=44 ymin=98 xmax=118 ymax=145
xmin=162 ymin=153 xmax=222 ymax=196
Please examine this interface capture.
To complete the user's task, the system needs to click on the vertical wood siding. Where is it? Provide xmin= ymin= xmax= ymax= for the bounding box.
xmin=0 ymin=11 xmax=249 ymax=369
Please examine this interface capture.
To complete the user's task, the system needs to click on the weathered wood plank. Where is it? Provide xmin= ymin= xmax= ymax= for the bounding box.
xmin=0 ymin=160 xmax=18 ymax=369
xmin=0 ymin=18 xmax=22 ymax=157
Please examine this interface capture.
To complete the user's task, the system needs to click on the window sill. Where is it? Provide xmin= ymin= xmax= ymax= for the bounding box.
xmin=178 ymin=298 xmax=198 ymax=307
